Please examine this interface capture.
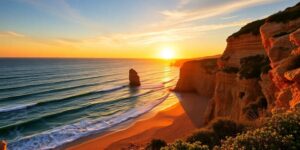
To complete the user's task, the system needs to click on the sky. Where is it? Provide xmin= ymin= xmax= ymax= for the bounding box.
xmin=0 ymin=0 xmax=299 ymax=59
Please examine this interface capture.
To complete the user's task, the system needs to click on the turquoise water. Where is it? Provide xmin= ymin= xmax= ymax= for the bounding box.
xmin=0 ymin=58 xmax=178 ymax=150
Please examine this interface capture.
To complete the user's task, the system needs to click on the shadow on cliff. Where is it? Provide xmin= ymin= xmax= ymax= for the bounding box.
xmin=174 ymin=92 xmax=210 ymax=128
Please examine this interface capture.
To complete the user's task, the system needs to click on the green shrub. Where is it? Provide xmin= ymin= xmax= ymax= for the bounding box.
xmin=221 ymin=67 xmax=239 ymax=74
xmin=186 ymin=129 xmax=218 ymax=149
xmin=219 ymin=108 xmax=300 ymax=149
xmin=239 ymin=55 xmax=271 ymax=79
xmin=161 ymin=140 xmax=209 ymax=150
xmin=210 ymin=118 xmax=246 ymax=140
xmin=230 ymin=19 xmax=265 ymax=38
xmin=267 ymin=2 xmax=300 ymax=23
xmin=146 ymin=139 xmax=167 ymax=150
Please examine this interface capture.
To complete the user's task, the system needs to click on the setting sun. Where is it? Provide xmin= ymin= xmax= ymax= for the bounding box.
xmin=160 ymin=48 xmax=175 ymax=60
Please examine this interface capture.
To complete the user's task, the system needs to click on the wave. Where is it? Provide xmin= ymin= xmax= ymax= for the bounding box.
xmin=7 ymin=93 xmax=170 ymax=150
xmin=0 ymin=73 xmax=124 ymax=92
xmin=0 ymin=103 xmax=37 ymax=113
xmin=0 ymin=85 xmax=128 ymax=114
xmin=0 ymin=83 xmax=100 ymax=102
xmin=0 ymin=89 xmax=154 ymax=133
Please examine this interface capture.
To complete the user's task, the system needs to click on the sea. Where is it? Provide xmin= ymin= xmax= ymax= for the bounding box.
xmin=0 ymin=58 xmax=179 ymax=150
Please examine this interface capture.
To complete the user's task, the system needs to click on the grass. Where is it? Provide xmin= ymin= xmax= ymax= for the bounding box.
xmin=267 ymin=2 xmax=300 ymax=23
xmin=230 ymin=19 xmax=265 ymax=38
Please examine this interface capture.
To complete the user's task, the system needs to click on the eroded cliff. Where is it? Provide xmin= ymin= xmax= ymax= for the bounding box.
xmin=174 ymin=58 xmax=218 ymax=98
xmin=175 ymin=2 xmax=300 ymax=123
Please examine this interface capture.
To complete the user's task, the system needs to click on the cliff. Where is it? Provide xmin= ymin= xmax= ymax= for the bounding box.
xmin=174 ymin=58 xmax=218 ymax=98
xmin=220 ymin=33 xmax=266 ymax=68
xmin=175 ymin=2 xmax=300 ymax=123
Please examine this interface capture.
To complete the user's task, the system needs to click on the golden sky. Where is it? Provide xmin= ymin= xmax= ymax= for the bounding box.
xmin=0 ymin=0 xmax=298 ymax=59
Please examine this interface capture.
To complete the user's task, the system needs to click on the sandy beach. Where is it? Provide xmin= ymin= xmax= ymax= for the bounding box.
xmin=67 ymin=93 xmax=209 ymax=150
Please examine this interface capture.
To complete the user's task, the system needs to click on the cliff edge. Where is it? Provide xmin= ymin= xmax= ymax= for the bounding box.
xmin=175 ymin=2 xmax=300 ymax=123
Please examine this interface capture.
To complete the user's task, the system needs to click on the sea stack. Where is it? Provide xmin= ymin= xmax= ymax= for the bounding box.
xmin=129 ymin=68 xmax=141 ymax=87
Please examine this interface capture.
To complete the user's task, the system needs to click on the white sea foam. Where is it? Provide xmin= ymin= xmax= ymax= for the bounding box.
xmin=0 ymin=103 xmax=37 ymax=113
xmin=7 ymin=93 xmax=170 ymax=150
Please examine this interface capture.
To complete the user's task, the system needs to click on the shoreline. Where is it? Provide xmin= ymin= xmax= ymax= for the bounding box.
xmin=59 ymin=93 xmax=179 ymax=150
xmin=65 ymin=93 xmax=209 ymax=150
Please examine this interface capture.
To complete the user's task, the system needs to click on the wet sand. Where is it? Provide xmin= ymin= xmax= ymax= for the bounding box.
xmin=67 ymin=93 xmax=209 ymax=150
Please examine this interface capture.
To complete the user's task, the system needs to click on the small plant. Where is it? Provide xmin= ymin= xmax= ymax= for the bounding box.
xmin=186 ymin=129 xmax=218 ymax=149
xmin=210 ymin=118 xmax=246 ymax=140
xmin=161 ymin=140 xmax=209 ymax=150
xmin=146 ymin=139 xmax=167 ymax=150
xmin=267 ymin=2 xmax=300 ymax=23
xmin=230 ymin=19 xmax=266 ymax=38
xmin=219 ymin=108 xmax=300 ymax=149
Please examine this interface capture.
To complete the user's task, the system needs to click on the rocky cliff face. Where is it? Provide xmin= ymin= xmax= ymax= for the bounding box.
xmin=174 ymin=58 xmax=218 ymax=98
xmin=220 ymin=34 xmax=266 ymax=68
xmin=260 ymin=17 xmax=300 ymax=110
xmin=175 ymin=2 xmax=300 ymax=123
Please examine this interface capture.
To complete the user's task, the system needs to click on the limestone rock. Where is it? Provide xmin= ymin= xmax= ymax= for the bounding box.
xmin=220 ymin=34 xmax=266 ymax=68
xmin=129 ymin=69 xmax=141 ymax=87
xmin=284 ymin=68 xmax=300 ymax=82
xmin=174 ymin=58 xmax=218 ymax=98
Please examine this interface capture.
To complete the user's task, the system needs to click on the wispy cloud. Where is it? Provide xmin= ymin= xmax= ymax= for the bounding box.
xmin=0 ymin=31 xmax=25 ymax=37
xmin=52 ymin=20 xmax=249 ymax=47
xmin=160 ymin=0 xmax=278 ymax=26
xmin=23 ymin=0 xmax=100 ymax=30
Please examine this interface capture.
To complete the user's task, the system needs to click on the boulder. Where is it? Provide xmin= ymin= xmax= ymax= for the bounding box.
xmin=129 ymin=69 xmax=141 ymax=87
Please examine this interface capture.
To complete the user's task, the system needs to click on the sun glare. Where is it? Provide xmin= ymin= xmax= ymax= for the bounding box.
xmin=160 ymin=48 xmax=175 ymax=60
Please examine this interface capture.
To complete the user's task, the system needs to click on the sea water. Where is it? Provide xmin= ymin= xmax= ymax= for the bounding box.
xmin=0 ymin=58 xmax=178 ymax=150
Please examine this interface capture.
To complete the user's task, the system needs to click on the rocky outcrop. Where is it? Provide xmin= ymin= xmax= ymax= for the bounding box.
xmin=220 ymin=34 xmax=266 ymax=68
xmin=260 ymin=18 xmax=300 ymax=67
xmin=174 ymin=58 xmax=218 ymax=98
xmin=175 ymin=2 xmax=300 ymax=123
xmin=129 ymin=69 xmax=141 ymax=87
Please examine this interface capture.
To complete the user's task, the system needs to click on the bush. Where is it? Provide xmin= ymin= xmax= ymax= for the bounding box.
xmin=230 ymin=19 xmax=265 ymax=38
xmin=146 ymin=139 xmax=167 ymax=150
xmin=161 ymin=140 xmax=209 ymax=150
xmin=266 ymin=108 xmax=300 ymax=142
xmin=267 ymin=2 xmax=300 ymax=23
xmin=221 ymin=67 xmax=239 ymax=74
xmin=219 ymin=108 xmax=300 ymax=150
xmin=220 ymin=110 xmax=300 ymax=150
xmin=219 ymin=127 xmax=295 ymax=150
xmin=239 ymin=55 xmax=271 ymax=79
xmin=210 ymin=118 xmax=246 ymax=140
xmin=186 ymin=129 xmax=218 ymax=149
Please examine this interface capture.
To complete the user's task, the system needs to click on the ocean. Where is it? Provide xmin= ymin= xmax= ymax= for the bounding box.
xmin=0 ymin=58 xmax=179 ymax=150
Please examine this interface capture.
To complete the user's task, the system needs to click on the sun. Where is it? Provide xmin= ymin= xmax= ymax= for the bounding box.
xmin=160 ymin=48 xmax=175 ymax=60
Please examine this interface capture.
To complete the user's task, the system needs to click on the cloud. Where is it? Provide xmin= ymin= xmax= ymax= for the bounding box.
xmin=56 ymin=20 xmax=248 ymax=47
xmin=160 ymin=0 xmax=278 ymax=26
xmin=23 ymin=0 xmax=100 ymax=30
xmin=0 ymin=31 xmax=25 ymax=37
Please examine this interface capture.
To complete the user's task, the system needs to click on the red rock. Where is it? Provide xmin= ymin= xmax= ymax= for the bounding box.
xmin=129 ymin=69 xmax=141 ymax=87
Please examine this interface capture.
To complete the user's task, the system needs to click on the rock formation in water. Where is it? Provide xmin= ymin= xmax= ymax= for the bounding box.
xmin=175 ymin=2 xmax=300 ymax=123
xmin=129 ymin=68 xmax=141 ymax=87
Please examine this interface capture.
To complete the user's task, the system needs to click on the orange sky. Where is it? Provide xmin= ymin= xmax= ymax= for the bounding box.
xmin=0 ymin=0 xmax=298 ymax=59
